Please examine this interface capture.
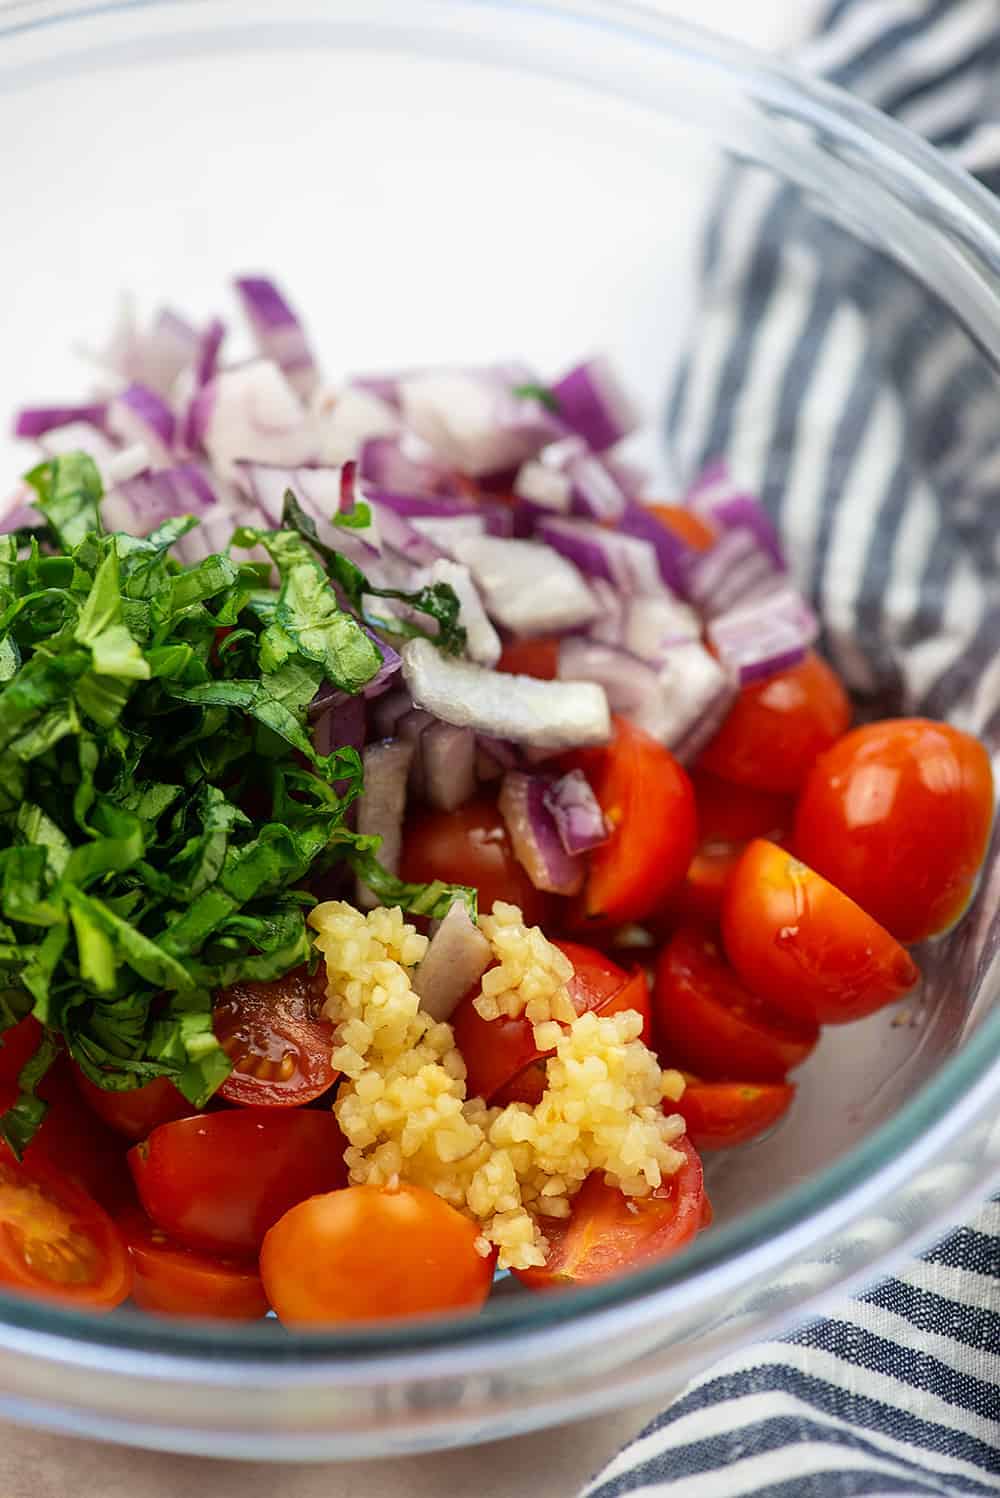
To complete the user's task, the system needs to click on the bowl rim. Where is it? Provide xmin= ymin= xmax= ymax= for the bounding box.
xmin=1 ymin=0 xmax=1000 ymax=1377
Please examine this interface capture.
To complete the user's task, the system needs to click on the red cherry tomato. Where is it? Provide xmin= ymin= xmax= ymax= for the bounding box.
xmin=646 ymin=504 xmax=716 ymax=552
xmin=497 ymin=637 xmax=560 ymax=680
xmin=213 ymin=965 xmax=337 ymax=1108
xmin=698 ymin=652 xmax=852 ymax=793
xmin=0 ymin=1154 xmax=131 ymax=1310
xmin=0 ymin=1015 xmax=42 ymax=1086
xmin=401 ymin=797 xmax=552 ymax=926
xmin=128 ymin=1109 xmax=349 ymax=1257
xmin=675 ymin=1079 xmax=795 ymax=1151
xmin=260 ymin=1184 xmax=494 ymax=1325
xmin=668 ymin=772 xmax=795 ymax=923
xmin=72 ymin=1069 xmax=190 ymax=1142
xmin=654 ymin=927 xmax=818 ymax=1081
xmin=454 ymin=942 xmax=651 ymax=1105
xmin=513 ymin=1136 xmax=707 ymax=1291
xmin=0 ymin=1062 xmax=135 ymax=1215
xmin=793 ymin=718 xmax=994 ymax=944
xmin=117 ymin=1208 xmax=270 ymax=1320
xmin=566 ymin=717 xmax=697 ymax=927
xmin=722 ymin=839 xmax=919 ymax=1025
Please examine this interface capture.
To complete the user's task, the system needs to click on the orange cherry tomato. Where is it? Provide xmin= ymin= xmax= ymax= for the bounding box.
xmin=0 ymin=1154 xmax=131 ymax=1310
xmin=454 ymin=942 xmax=651 ymax=1105
xmin=72 ymin=1069 xmax=191 ymax=1142
xmin=117 ymin=1208 xmax=269 ymax=1320
xmin=260 ymin=1184 xmax=494 ymax=1325
xmin=129 ymin=1110 xmax=349 ymax=1257
xmin=646 ymin=504 xmax=716 ymax=552
xmin=722 ymin=839 xmax=919 ymax=1025
xmin=513 ymin=1135 xmax=707 ymax=1291
xmin=654 ymin=927 xmax=817 ymax=1081
xmin=675 ymin=1079 xmax=795 ymax=1151
xmin=401 ymin=797 xmax=552 ymax=927
xmin=0 ymin=1015 xmax=42 ymax=1086
xmin=566 ymin=717 xmax=697 ymax=927
xmin=698 ymin=652 xmax=851 ymax=793
xmin=668 ymin=771 xmax=794 ymax=923
xmin=793 ymin=718 xmax=994 ymax=944
xmin=496 ymin=636 xmax=560 ymax=680
xmin=213 ymin=965 xmax=337 ymax=1108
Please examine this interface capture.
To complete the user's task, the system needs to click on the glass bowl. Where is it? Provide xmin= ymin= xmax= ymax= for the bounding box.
xmin=1 ymin=0 xmax=999 ymax=1461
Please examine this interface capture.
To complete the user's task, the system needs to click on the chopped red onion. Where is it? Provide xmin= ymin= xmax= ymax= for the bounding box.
xmin=535 ymin=516 xmax=662 ymax=596
xmin=105 ymin=443 xmax=151 ymax=485
xmin=402 ymin=638 xmax=610 ymax=749
xmin=173 ymin=504 xmax=271 ymax=567
xmin=235 ymin=276 xmax=317 ymax=400
xmin=371 ymin=688 xmax=413 ymax=740
xmin=357 ymin=433 xmax=457 ymax=496
xmin=586 ymin=578 xmax=629 ymax=648
xmin=475 ymin=734 xmax=521 ymax=778
xmin=350 ymin=374 xmax=405 ymax=410
xmin=1 ymin=484 xmax=38 ymax=533
xmin=397 ymin=706 xmax=434 ymax=797
xmin=14 ymin=403 xmax=107 ymax=440
xmin=102 ymin=464 xmax=218 ymax=534
xmin=658 ymin=641 xmax=738 ymax=763
xmin=202 ymin=360 xmax=316 ymax=479
xmin=566 ymin=453 xmax=627 ymax=522
xmin=410 ymin=514 xmax=487 ymax=556
xmin=312 ymin=693 xmax=366 ymax=760
xmin=447 ymin=535 xmax=598 ymax=635
xmin=602 ymin=456 xmax=648 ymax=500
xmin=368 ymin=498 xmax=443 ymax=567
xmin=37 ymin=421 xmax=118 ymax=479
xmin=617 ymin=500 xmax=696 ymax=595
xmin=399 ymin=367 xmax=561 ymax=478
xmin=142 ymin=308 xmax=200 ymax=397
xmin=107 ymin=382 xmax=176 ymax=462
xmin=422 ymin=722 xmax=477 ymax=812
xmin=707 ymin=584 xmax=819 ymax=684
xmin=550 ymin=355 xmax=639 ymax=453
xmin=423 ymin=559 xmax=501 ymax=667
xmin=686 ymin=467 xmax=785 ymax=570
xmin=195 ymin=317 xmax=226 ymax=390
xmin=620 ymin=593 xmax=702 ymax=663
xmin=684 ymin=527 xmax=784 ymax=619
xmin=513 ymin=459 xmax=572 ymax=513
xmin=356 ymin=739 xmax=414 ymax=909
xmin=237 ymin=461 xmax=344 ymax=527
xmin=313 ymin=387 xmax=400 ymax=467
xmin=557 ymin=637 xmax=662 ymax=735
xmin=543 ymin=769 xmax=610 ymax=855
xmin=413 ymin=902 xmax=492 ymax=1021
xmin=498 ymin=772 xmax=585 ymax=896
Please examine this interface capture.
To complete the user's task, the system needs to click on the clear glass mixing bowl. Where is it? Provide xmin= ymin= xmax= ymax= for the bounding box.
xmin=1 ymin=0 xmax=999 ymax=1461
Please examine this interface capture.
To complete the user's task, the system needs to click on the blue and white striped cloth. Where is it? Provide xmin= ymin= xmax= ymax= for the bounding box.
xmin=582 ymin=3 xmax=1000 ymax=1493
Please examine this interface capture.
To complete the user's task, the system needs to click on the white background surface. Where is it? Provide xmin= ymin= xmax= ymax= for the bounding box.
xmin=1 ymin=3 xmax=818 ymax=1496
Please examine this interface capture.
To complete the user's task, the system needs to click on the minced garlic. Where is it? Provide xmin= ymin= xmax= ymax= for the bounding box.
xmin=309 ymin=899 xmax=686 ymax=1271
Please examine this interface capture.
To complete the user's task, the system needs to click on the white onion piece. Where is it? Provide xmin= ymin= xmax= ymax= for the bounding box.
xmin=621 ymin=594 xmax=701 ymax=663
xmin=397 ymin=707 xmax=434 ymax=797
xmin=105 ymin=442 xmax=151 ymax=485
xmin=513 ymin=460 xmax=572 ymax=513
xmin=402 ymin=638 xmax=610 ymax=749
xmin=422 ymin=722 xmax=477 ymax=812
xmin=448 ymin=535 xmax=598 ymax=635
xmin=422 ymin=559 xmax=500 ymax=667
xmin=498 ymin=772 xmax=585 ymax=896
xmin=658 ymin=642 xmax=738 ymax=763
xmin=313 ymin=385 xmax=400 ymax=465
xmin=356 ymin=739 xmax=414 ymax=910
xmin=413 ymin=902 xmax=492 ymax=1022
xmin=203 ymin=360 xmax=316 ymax=480
xmin=399 ymin=368 xmax=560 ymax=477
xmin=410 ymin=515 xmax=487 ymax=559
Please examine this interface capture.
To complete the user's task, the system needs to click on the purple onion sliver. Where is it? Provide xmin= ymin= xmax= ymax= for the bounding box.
xmin=195 ymin=317 xmax=226 ymax=389
xmin=617 ymin=500 xmax=695 ymax=595
xmin=14 ymin=403 xmax=107 ymax=440
xmin=422 ymin=722 xmax=477 ymax=812
xmin=234 ymin=275 xmax=317 ymax=397
xmin=498 ymin=771 xmax=585 ymax=896
xmin=543 ymin=769 xmax=609 ymax=855
xmin=550 ymin=355 xmax=639 ymax=453
xmin=109 ymin=382 xmax=176 ymax=451
xmin=707 ymin=586 xmax=819 ymax=684
xmin=312 ymin=693 xmax=366 ymax=760
xmin=567 ymin=454 xmax=627 ymax=522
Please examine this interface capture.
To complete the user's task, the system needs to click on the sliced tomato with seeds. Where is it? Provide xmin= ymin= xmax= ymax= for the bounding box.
xmin=129 ymin=1109 xmax=349 ymax=1257
xmin=513 ymin=1135 xmax=707 ymax=1291
xmin=674 ymin=1079 xmax=795 ymax=1151
xmin=213 ymin=965 xmax=337 ymax=1107
xmin=0 ymin=1154 xmax=131 ymax=1309
xmin=117 ymin=1208 xmax=269 ymax=1320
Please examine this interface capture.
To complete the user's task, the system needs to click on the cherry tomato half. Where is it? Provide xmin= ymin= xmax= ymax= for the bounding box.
xmin=794 ymin=718 xmax=994 ymax=944
xmin=454 ymin=942 xmax=651 ymax=1105
xmin=213 ymin=965 xmax=337 ymax=1108
xmin=654 ymin=927 xmax=818 ymax=1081
xmin=401 ymin=797 xmax=552 ymax=927
xmin=567 ymin=717 xmax=697 ymax=927
xmin=513 ymin=1135 xmax=707 ymax=1291
xmin=117 ymin=1208 xmax=270 ymax=1320
xmin=497 ymin=636 xmax=560 ymax=680
xmin=14 ymin=1061 xmax=136 ymax=1215
xmin=0 ymin=1015 xmax=42 ymax=1087
xmin=72 ymin=1069 xmax=190 ymax=1142
xmin=260 ymin=1183 xmax=494 ymax=1325
xmin=675 ymin=1079 xmax=795 ymax=1151
xmin=667 ymin=772 xmax=795 ymax=923
xmin=129 ymin=1109 xmax=349 ymax=1257
xmin=698 ymin=652 xmax=851 ymax=794
xmin=722 ymin=839 xmax=919 ymax=1026
xmin=0 ymin=1155 xmax=131 ymax=1310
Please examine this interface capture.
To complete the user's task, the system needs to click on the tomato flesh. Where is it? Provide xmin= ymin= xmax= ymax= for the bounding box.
xmin=654 ymin=926 xmax=817 ymax=1081
xmin=668 ymin=772 xmax=794 ymax=922
xmin=0 ymin=1155 xmax=131 ymax=1309
xmin=794 ymin=718 xmax=994 ymax=944
xmin=117 ymin=1208 xmax=269 ymax=1320
xmin=129 ymin=1109 xmax=349 ymax=1257
xmin=260 ymin=1183 xmax=494 ymax=1324
xmin=401 ymin=797 xmax=552 ymax=926
xmin=675 ymin=1079 xmax=795 ymax=1151
xmin=698 ymin=652 xmax=851 ymax=793
xmin=646 ymin=504 xmax=716 ymax=551
xmin=722 ymin=839 xmax=919 ymax=1025
xmin=0 ymin=1016 xmax=42 ymax=1087
xmin=497 ymin=637 xmax=560 ymax=680
xmin=514 ymin=1135 xmax=706 ymax=1290
xmin=72 ymin=1068 xmax=190 ymax=1142
xmin=214 ymin=964 xmax=337 ymax=1107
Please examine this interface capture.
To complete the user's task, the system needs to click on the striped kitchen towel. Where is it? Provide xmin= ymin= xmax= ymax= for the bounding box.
xmin=582 ymin=3 xmax=1000 ymax=1494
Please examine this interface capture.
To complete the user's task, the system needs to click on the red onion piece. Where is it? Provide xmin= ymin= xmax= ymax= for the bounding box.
xmin=422 ymin=559 xmax=501 ymax=667
xmin=617 ymin=500 xmax=696 ymax=595
xmin=235 ymin=276 xmax=317 ymax=400
xmin=202 ymin=360 xmax=316 ymax=479
xmin=357 ymin=434 xmax=457 ymax=496
xmin=619 ymin=593 xmax=702 ymax=663
xmin=368 ymin=499 xmax=443 ymax=568
xmin=550 ymin=355 xmax=639 ymax=453
xmin=107 ymin=382 xmax=176 ymax=461
xmin=399 ymin=367 xmax=562 ymax=478
xmin=14 ymin=404 xmax=107 ymax=440
xmin=513 ymin=460 xmax=573 ymax=513
xmin=413 ymin=902 xmax=492 ymax=1021
xmin=356 ymin=739 xmax=414 ymax=909
xmin=683 ymin=527 xmax=784 ymax=619
xmin=312 ymin=693 xmax=366 ymax=760
xmin=543 ymin=769 xmax=609 ymax=855
xmin=422 ymin=721 xmax=477 ymax=812
xmin=397 ymin=706 xmax=434 ymax=797
xmin=535 ymin=516 xmax=662 ymax=596
xmin=102 ymin=464 xmax=218 ymax=534
xmin=236 ymin=461 xmax=344 ymax=528
xmin=707 ymin=585 xmax=819 ymax=684
xmin=448 ymin=535 xmax=598 ymax=635
xmin=566 ymin=453 xmax=627 ymax=522
xmin=687 ymin=466 xmax=785 ymax=570
xmin=370 ymin=687 xmax=413 ymax=740
xmin=498 ymin=771 xmax=585 ymax=896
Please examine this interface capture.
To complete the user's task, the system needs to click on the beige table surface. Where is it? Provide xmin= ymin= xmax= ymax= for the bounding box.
xmin=0 ymin=2 xmax=816 ymax=1494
